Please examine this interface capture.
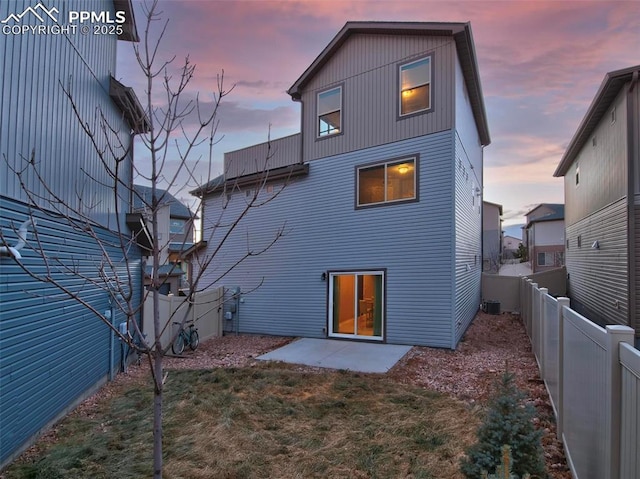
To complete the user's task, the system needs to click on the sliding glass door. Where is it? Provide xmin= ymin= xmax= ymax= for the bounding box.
xmin=328 ymin=271 xmax=384 ymax=340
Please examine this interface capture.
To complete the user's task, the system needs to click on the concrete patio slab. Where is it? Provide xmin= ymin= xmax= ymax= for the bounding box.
xmin=257 ymin=338 xmax=412 ymax=373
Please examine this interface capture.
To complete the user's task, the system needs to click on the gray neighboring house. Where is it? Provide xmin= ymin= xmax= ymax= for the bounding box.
xmin=193 ymin=21 xmax=491 ymax=349
xmin=502 ymin=234 xmax=521 ymax=260
xmin=554 ymin=65 xmax=640 ymax=338
xmin=482 ymin=201 xmax=503 ymax=272
xmin=133 ymin=185 xmax=198 ymax=294
xmin=0 ymin=0 xmax=145 ymax=466
xmin=523 ymin=203 xmax=565 ymax=273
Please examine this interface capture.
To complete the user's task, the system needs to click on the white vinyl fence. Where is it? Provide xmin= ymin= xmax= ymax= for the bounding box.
xmin=142 ymin=288 xmax=224 ymax=350
xmin=520 ymin=279 xmax=639 ymax=479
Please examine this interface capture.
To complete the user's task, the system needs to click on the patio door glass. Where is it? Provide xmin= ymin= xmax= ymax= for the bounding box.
xmin=329 ymin=271 xmax=383 ymax=340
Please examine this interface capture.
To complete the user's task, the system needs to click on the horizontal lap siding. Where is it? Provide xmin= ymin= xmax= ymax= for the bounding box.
xmin=454 ymin=132 xmax=482 ymax=345
xmin=566 ymin=197 xmax=629 ymax=327
xmin=453 ymin=52 xmax=483 ymax=346
xmin=0 ymin=197 xmax=142 ymax=465
xmin=197 ymin=132 xmax=454 ymax=347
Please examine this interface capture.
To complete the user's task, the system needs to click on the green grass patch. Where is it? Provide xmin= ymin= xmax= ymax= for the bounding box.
xmin=5 ymin=363 xmax=478 ymax=478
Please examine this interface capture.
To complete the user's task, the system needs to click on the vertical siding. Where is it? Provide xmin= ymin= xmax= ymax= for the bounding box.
xmin=0 ymin=197 xmax=142 ymax=465
xmin=564 ymin=89 xmax=628 ymax=226
xmin=224 ymin=134 xmax=301 ymax=179
xmin=566 ymin=197 xmax=629 ymax=326
xmin=300 ymin=34 xmax=455 ymax=161
xmin=196 ymin=132 xmax=455 ymax=347
xmin=0 ymin=0 xmax=140 ymax=465
xmin=0 ymin=0 xmax=132 ymax=226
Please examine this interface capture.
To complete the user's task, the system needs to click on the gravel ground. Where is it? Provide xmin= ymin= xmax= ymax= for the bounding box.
xmin=14 ymin=312 xmax=571 ymax=478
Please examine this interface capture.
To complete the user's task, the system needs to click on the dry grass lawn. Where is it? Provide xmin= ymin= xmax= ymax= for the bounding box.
xmin=5 ymin=364 xmax=480 ymax=479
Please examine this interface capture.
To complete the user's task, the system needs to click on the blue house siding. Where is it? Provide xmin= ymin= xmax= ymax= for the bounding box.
xmin=453 ymin=132 xmax=482 ymax=345
xmin=198 ymin=131 xmax=455 ymax=347
xmin=0 ymin=196 xmax=142 ymax=465
xmin=452 ymin=53 xmax=484 ymax=345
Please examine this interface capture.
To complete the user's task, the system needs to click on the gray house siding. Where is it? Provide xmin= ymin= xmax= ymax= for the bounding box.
xmin=225 ymin=134 xmax=302 ymax=179
xmin=0 ymin=197 xmax=142 ymax=466
xmin=0 ymin=0 xmax=132 ymax=228
xmin=299 ymin=33 xmax=456 ymax=162
xmin=452 ymin=53 xmax=483 ymax=344
xmin=563 ymin=90 xmax=628 ymax=226
xmin=197 ymin=131 xmax=456 ymax=347
xmin=566 ymin=197 xmax=628 ymax=327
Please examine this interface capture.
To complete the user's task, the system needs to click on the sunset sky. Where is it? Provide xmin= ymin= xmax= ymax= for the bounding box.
xmin=116 ymin=0 xmax=640 ymax=228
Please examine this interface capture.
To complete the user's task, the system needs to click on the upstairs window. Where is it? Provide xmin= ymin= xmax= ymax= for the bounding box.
xmin=170 ymin=218 xmax=185 ymax=235
xmin=317 ymin=86 xmax=342 ymax=137
xmin=399 ymin=56 xmax=431 ymax=116
xmin=357 ymin=156 xmax=417 ymax=208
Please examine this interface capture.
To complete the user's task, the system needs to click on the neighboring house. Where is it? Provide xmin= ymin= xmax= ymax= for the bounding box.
xmin=524 ymin=204 xmax=565 ymax=273
xmin=502 ymin=234 xmax=521 ymax=259
xmin=193 ymin=22 xmax=490 ymax=349
xmin=553 ymin=65 xmax=640 ymax=338
xmin=133 ymin=185 xmax=198 ymax=295
xmin=0 ymin=0 xmax=144 ymax=467
xmin=482 ymin=201 xmax=503 ymax=272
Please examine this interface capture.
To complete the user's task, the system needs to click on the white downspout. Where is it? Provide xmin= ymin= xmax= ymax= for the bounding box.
xmin=0 ymin=219 xmax=36 ymax=259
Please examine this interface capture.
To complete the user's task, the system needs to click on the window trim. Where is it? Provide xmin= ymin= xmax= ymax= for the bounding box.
xmin=397 ymin=54 xmax=434 ymax=119
xmin=316 ymin=84 xmax=343 ymax=140
xmin=355 ymin=155 xmax=419 ymax=209
xmin=170 ymin=218 xmax=186 ymax=235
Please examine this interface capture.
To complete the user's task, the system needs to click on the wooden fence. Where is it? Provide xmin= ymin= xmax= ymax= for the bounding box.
xmin=520 ymin=279 xmax=639 ymax=479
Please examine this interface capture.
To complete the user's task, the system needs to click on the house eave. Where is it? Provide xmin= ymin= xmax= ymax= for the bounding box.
xmin=113 ymin=0 xmax=139 ymax=42
xmin=125 ymin=212 xmax=153 ymax=253
xmin=191 ymin=164 xmax=309 ymax=198
xmin=554 ymin=65 xmax=640 ymax=177
xmin=110 ymin=77 xmax=150 ymax=134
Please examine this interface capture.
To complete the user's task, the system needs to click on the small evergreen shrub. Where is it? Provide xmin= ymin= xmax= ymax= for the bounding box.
xmin=481 ymin=445 xmax=531 ymax=479
xmin=460 ymin=371 xmax=547 ymax=479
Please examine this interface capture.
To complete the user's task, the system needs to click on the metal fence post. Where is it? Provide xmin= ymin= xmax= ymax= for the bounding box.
xmin=556 ymin=297 xmax=570 ymax=441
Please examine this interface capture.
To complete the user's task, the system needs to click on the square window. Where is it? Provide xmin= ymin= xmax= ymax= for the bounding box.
xmin=357 ymin=157 xmax=417 ymax=207
xmin=399 ymin=56 xmax=431 ymax=116
xmin=317 ymin=86 xmax=342 ymax=137
xmin=170 ymin=219 xmax=185 ymax=235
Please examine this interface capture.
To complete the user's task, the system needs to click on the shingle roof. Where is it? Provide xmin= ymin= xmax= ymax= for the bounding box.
xmin=525 ymin=204 xmax=564 ymax=228
xmin=133 ymin=185 xmax=194 ymax=219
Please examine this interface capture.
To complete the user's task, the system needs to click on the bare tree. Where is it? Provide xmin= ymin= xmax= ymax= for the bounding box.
xmin=0 ymin=2 xmax=289 ymax=476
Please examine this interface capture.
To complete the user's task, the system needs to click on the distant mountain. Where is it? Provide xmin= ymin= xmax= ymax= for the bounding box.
xmin=503 ymin=224 xmax=524 ymax=240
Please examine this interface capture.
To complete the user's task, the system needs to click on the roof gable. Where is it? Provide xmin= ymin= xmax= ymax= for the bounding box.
xmin=133 ymin=185 xmax=194 ymax=219
xmin=554 ymin=65 xmax=640 ymax=177
xmin=287 ymin=21 xmax=490 ymax=146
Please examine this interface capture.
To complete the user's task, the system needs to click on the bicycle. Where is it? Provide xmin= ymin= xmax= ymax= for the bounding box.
xmin=172 ymin=320 xmax=199 ymax=355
